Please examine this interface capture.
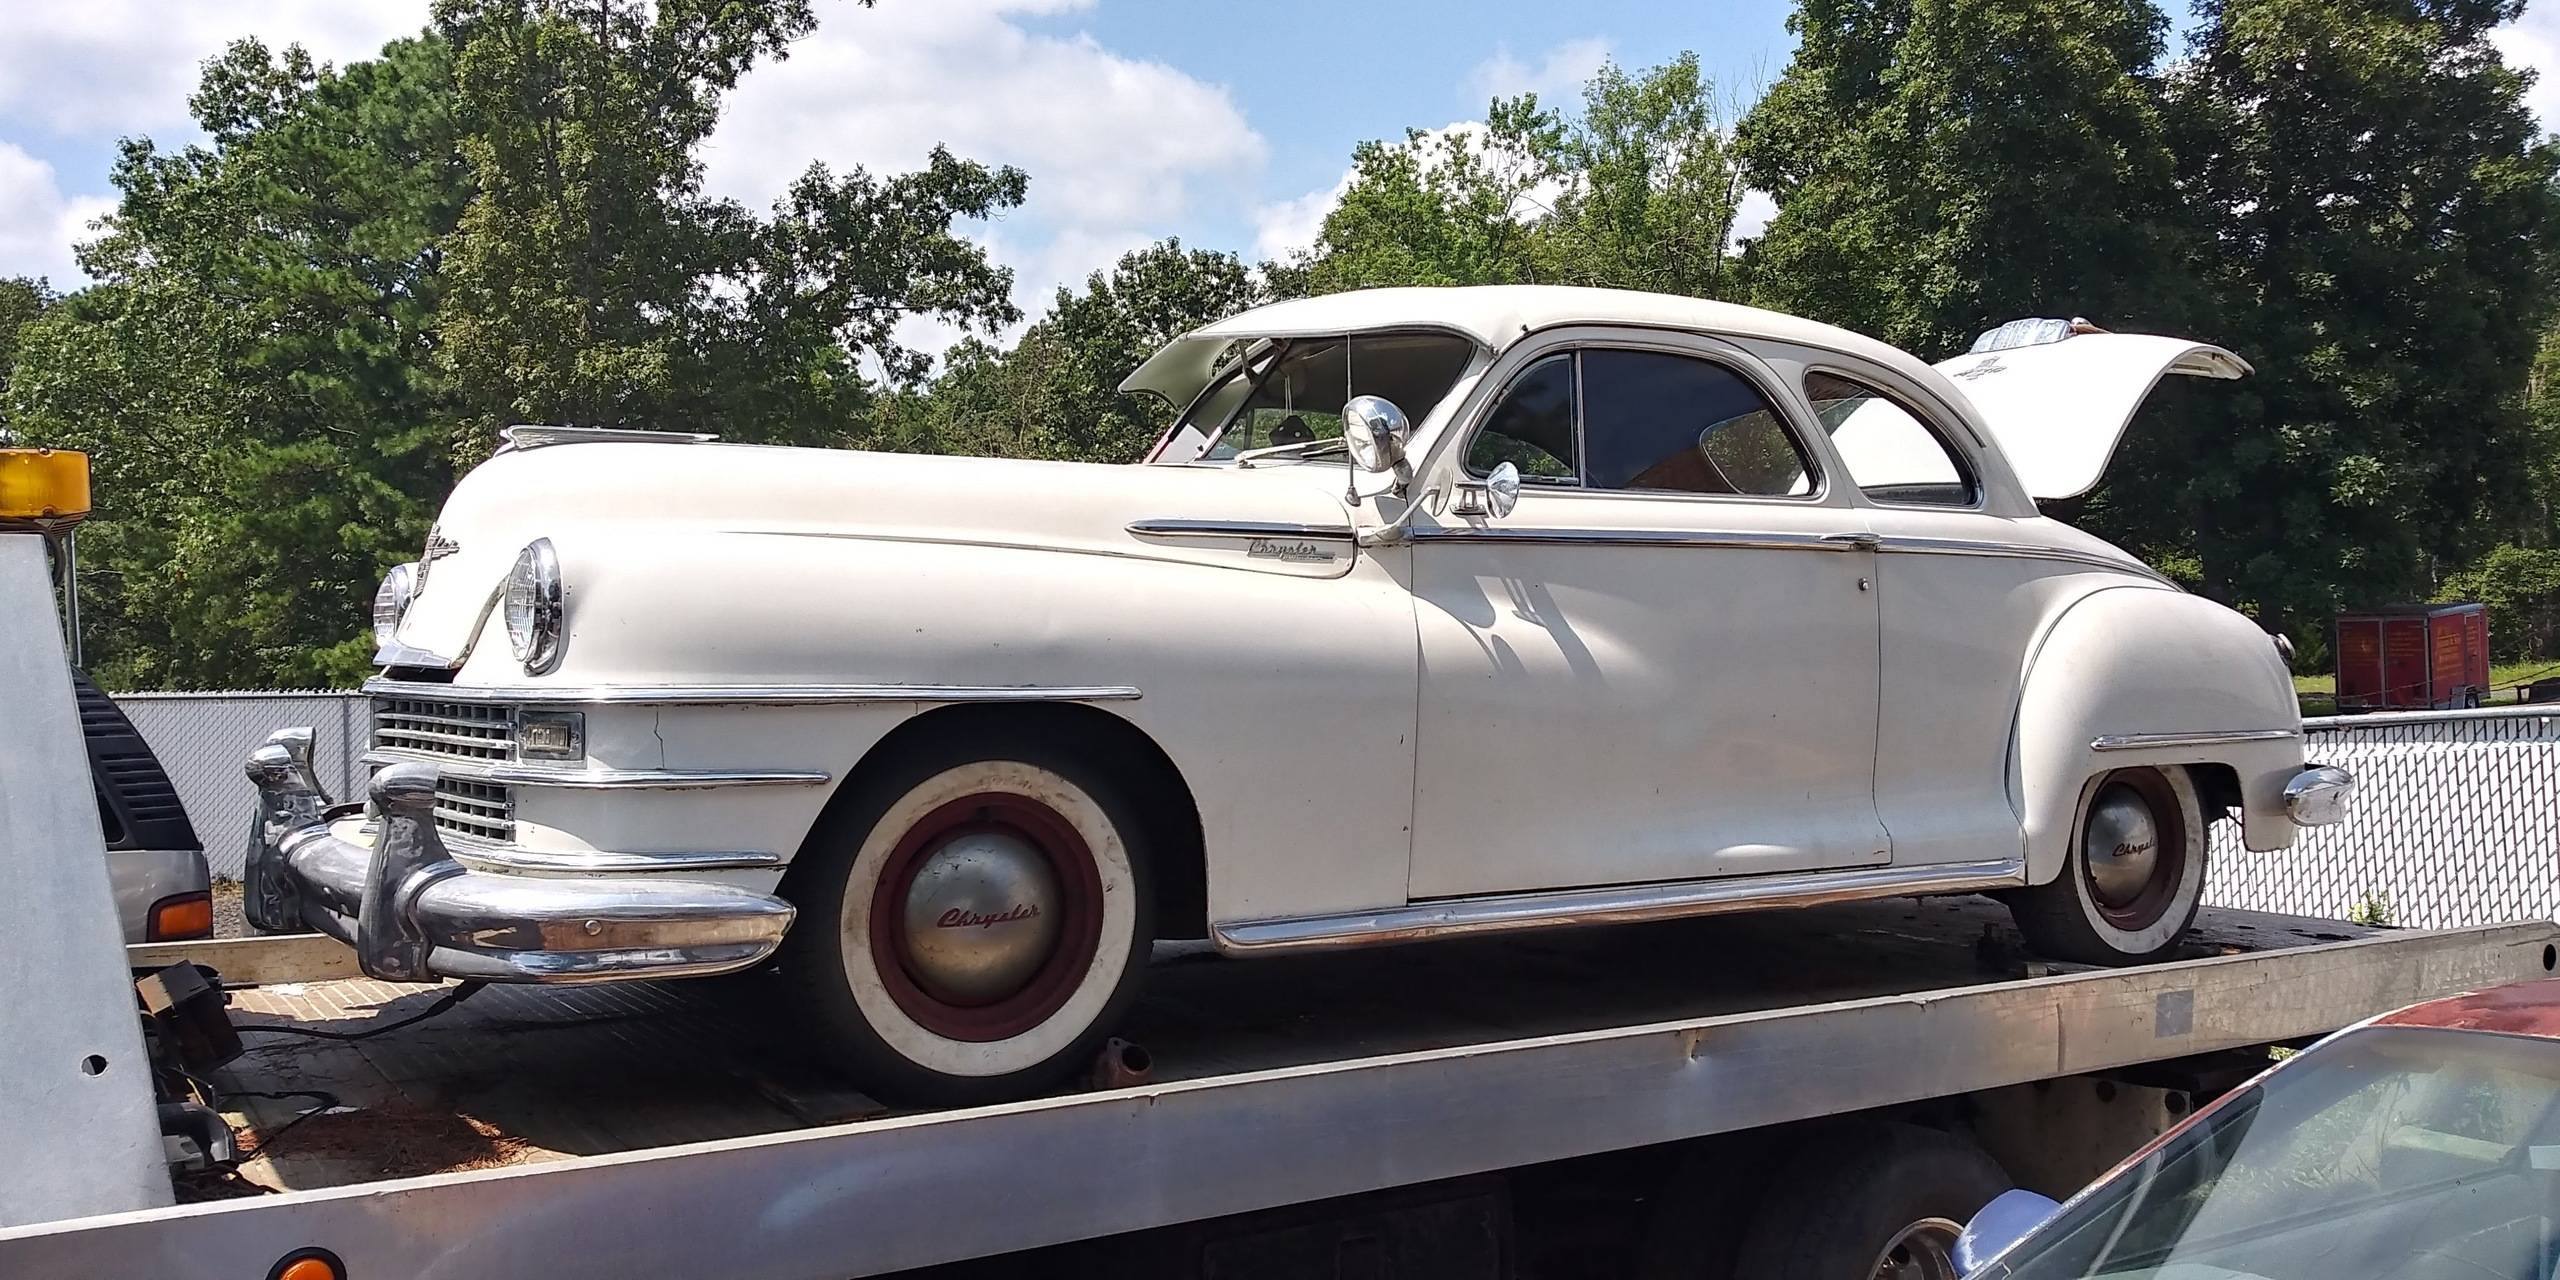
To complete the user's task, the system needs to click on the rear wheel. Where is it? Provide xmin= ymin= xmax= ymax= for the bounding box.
xmin=1733 ymin=1123 xmax=2010 ymax=1280
xmin=779 ymin=732 xmax=1154 ymax=1107
xmin=2009 ymin=765 xmax=2206 ymax=965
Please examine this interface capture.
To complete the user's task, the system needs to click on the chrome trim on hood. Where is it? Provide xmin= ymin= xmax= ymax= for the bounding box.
xmin=361 ymin=677 xmax=1143 ymax=707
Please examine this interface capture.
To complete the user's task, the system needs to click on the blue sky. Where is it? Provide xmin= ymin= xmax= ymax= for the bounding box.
xmin=3 ymin=0 xmax=2555 ymax=358
xmin=0 ymin=0 xmax=1804 ymax=347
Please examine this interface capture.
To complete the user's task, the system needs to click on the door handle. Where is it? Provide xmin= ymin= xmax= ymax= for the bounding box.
xmin=1822 ymin=532 xmax=1882 ymax=552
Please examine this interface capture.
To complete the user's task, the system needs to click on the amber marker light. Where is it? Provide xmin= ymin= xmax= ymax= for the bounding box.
xmin=146 ymin=891 xmax=214 ymax=941
xmin=0 ymin=447 xmax=91 ymax=527
xmin=268 ymin=1247 xmax=346 ymax=1280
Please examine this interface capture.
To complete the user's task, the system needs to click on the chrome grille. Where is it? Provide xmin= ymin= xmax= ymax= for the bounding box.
xmin=373 ymin=697 xmax=516 ymax=761
xmin=431 ymin=777 xmax=514 ymax=843
xmin=373 ymin=696 xmax=518 ymax=840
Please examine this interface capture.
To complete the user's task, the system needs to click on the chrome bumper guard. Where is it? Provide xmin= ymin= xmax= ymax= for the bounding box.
xmin=242 ymin=728 xmax=795 ymax=984
xmin=2283 ymin=764 xmax=2355 ymax=827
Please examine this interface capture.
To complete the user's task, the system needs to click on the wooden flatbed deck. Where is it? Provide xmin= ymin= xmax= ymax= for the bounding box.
xmin=196 ymin=897 xmax=2372 ymax=1195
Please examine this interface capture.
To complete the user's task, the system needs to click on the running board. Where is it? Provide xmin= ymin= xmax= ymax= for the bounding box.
xmin=1212 ymin=858 xmax=2030 ymax=954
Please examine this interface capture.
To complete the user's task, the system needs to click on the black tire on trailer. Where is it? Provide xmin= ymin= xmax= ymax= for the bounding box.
xmin=2007 ymin=764 xmax=2207 ymax=966
xmin=1731 ymin=1122 xmax=2010 ymax=1280
xmin=777 ymin=727 xmax=1155 ymax=1107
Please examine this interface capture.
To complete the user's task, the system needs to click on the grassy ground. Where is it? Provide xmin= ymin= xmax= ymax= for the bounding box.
xmin=2293 ymin=661 xmax=2560 ymax=715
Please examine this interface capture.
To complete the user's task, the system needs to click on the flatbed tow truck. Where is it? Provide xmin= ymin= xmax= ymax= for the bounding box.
xmin=5 ymin=456 xmax=2558 ymax=1279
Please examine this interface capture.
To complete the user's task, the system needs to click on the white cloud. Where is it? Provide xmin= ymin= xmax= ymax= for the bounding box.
xmin=0 ymin=2 xmax=426 ymax=139
xmin=703 ymin=0 xmax=1262 ymax=235
xmin=2494 ymin=7 xmax=2560 ymax=129
xmin=701 ymin=0 xmax=1265 ymax=372
xmin=1466 ymin=36 xmax=1613 ymax=108
xmin=0 ymin=144 xmax=113 ymax=287
xmin=1253 ymin=169 xmax=1354 ymax=263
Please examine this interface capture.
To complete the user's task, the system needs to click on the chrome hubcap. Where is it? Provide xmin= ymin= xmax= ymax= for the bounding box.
xmin=2083 ymin=784 xmax=2162 ymax=909
xmin=898 ymin=829 xmax=1063 ymax=1006
xmin=1872 ymin=1217 xmax=1964 ymax=1280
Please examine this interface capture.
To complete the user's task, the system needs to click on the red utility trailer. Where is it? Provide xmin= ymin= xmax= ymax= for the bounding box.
xmin=2334 ymin=601 xmax=2489 ymax=711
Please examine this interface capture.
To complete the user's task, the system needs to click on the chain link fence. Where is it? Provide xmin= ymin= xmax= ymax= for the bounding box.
xmin=110 ymin=692 xmax=2560 ymax=925
xmin=112 ymin=691 xmax=368 ymax=878
xmin=2206 ymin=706 xmax=2560 ymax=929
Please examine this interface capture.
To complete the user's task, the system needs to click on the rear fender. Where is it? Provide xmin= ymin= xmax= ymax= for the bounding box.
xmin=2014 ymin=587 xmax=2304 ymax=885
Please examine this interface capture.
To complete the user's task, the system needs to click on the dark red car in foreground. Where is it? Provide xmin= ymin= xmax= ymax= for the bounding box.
xmin=1959 ymin=978 xmax=2560 ymax=1279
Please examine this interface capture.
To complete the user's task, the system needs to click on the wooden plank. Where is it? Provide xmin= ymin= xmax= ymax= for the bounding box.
xmin=126 ymin=934 xmax=363 ymax=986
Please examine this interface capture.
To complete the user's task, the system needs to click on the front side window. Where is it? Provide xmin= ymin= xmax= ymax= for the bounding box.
xmin=1464 ymin=354 xmax=1577 ymax=481
xmin=1994 ymin=1025 xmax=2560 ymax=1280
xmin=1804 ymin=371 xmax=1980 ymax=507
xmin=1187 ymin=332 xmax=1477 ymax=462
xmin=1463 ymin=347 xmax=1817 ymax=498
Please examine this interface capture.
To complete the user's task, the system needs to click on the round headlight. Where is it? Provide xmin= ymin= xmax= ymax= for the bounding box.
xmin=372 ymin=562 xmax=418 ymax=649
xmin=503 ymin=539 xmax=564 ymax=673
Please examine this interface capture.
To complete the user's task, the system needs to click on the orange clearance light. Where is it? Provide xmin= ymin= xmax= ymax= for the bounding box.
xmin=269 ymin=1248 xmax=346 ymax=1280
xmin=146 ymin=891 xmax=214 ymax=942
xmin=0 ymin=447 xmax=91 ymax=526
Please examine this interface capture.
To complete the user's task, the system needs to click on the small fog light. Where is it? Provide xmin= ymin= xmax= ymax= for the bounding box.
xmin=517 ymin=710 xmax=585 ymax=761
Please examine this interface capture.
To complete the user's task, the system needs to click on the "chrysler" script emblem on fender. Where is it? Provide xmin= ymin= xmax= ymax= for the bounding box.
xmin=1247 ymin=537 xmax=1334 ymax=563
xmin=937 ymin=904 xmax=1042 ymax=929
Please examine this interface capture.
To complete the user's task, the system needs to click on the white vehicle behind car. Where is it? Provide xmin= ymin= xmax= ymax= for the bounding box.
xmin=247 ymin=285 xmax=2351 ymax=1103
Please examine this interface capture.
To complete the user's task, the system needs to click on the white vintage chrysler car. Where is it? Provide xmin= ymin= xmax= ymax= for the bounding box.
xmin=244 ymin=286 xmax=2352 ymax=1103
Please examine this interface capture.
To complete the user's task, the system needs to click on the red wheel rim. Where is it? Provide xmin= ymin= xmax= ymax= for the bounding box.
xmin=868 ymin=791 xmax=1105 ymax=1042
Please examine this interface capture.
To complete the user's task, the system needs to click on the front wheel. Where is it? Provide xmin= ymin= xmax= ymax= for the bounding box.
xmin=2008 ymin=765 xmax=2206 ymax=966
xmin=778 ymin=733 xmax=1154 ymax=1107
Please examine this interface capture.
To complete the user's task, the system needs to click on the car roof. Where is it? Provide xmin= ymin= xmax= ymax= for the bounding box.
xmin=1191 ymin=285 xmax=1934 ymax=374
xmin=2374 ymin=976 xmax=2560 ymax=1039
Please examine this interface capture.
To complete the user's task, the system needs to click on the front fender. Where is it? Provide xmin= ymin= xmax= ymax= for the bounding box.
xmin=2014 ymin=587 xmax=2303 ymax=885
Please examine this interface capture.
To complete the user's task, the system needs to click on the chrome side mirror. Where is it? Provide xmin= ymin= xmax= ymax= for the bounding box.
xmin=1449 ymin=461 xmax=1521 ymax=520
xmin=1342 ymin=395 xmax=1410 ymax=473
xmin=1953 ymin=1188 xmax=2061 ymax=1275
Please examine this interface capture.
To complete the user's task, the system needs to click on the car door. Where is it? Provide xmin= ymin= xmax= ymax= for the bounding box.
xmin=1404 ymin=331 xmax=1890 ymax=899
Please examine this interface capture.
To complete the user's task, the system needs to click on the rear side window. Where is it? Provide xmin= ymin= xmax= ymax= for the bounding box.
xmin=1804 ymin=371 xmax=1979 ymax=507
xmin=1463 ymin=348 xmax=1818 ymax=498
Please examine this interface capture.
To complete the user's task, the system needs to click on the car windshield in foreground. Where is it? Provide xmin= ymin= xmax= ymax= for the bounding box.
xmin=1152 ymin=331 xmax=1477 ymax=464
xmin=1993 ymin=1025 xmax=2560 ymax=1280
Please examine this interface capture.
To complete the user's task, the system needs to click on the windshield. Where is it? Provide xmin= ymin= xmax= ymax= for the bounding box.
xmin=1149 ymin=331 xmax=1477 ymax=464
xmin=1988 ymin=1026 xmax=2560 ymax=1280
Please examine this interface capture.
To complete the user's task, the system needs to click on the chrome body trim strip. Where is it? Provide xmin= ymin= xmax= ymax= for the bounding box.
xmin=1127 ymin=519 xmax=1357 ymax=540
xmin=1211 ymin=857 xmax=2028 ymax=954
xmin=1403 ymin=527 xmax=1863 ymax=553
xmin=360 ymin=677 xmax=1143 ymax=707
xmin=2088 ymin=729 xmax=2299 ymax=752
xmin=246 ymin=732 xmax=794 ymax=985
xmin=1875 ymin=536 xmax=2175 ymax=587
xmin=2283 ymin=765 xmax=2355 ymax=826
xmin=372 ymin=640 xmax=463 ymax=669
xmin=362 ymin=748 xmax=827 ymax=789
xmin=448 ymin=843 xmax=784 ymax=874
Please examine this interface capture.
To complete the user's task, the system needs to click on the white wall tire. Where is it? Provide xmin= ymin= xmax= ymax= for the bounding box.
xmin=780 ymin=733 xmax=1153 ymax=1106
xmin=2008 ymin=765 xmax=2206 ymax=965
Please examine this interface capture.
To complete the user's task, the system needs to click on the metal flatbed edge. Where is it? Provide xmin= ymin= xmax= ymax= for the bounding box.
xmin=13 ymin=917 xmax=2557 ymax=1280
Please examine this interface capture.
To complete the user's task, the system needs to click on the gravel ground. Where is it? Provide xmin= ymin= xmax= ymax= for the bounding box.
xmin=211 ymin=877 xmax=247 ymax=938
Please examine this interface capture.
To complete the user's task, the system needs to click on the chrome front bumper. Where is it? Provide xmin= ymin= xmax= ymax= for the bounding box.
xmin=242 ymin=728 xmax=795 ymax=984
xmin=2283 ymin=764 xmax=2356 ymax=827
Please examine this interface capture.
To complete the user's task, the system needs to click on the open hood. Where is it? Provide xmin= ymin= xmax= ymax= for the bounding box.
xmin=1934 ymin=333 xmax=2251 ymax=501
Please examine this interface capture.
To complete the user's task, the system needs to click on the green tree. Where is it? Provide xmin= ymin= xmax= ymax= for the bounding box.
xmin=2097 ymin=0 xmax=2560 ymax=635
xmin=917 ymin=238 xmax=1265 ymax=462
xmin=9 ymin=36 xmax=463 ymax=688
xmin=1294 ymin=57 xmax=1755 ymax=300
xmin=1738 ymin=0 xmax=2190 ymax=353
xmin=433 ymin=0 xmax=1025 ymax=455
xmin=0 ymin=276 xmax=53 ymax=432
